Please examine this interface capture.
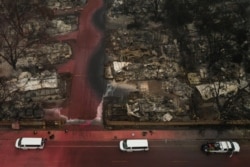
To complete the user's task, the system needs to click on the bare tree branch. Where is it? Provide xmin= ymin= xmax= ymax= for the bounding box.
xmin=0 ymin=0 xmax=53 ymax=70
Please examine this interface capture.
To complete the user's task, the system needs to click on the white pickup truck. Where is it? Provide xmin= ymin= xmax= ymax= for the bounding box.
xmin=201 ymin=141 xmax=240 ymax=154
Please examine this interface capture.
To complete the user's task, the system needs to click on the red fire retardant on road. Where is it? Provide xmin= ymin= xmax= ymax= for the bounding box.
xmin=57 ymin=0 xmax=104 ymax=119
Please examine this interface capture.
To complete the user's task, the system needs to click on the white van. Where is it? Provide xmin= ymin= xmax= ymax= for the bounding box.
xmin=119 ymin=139 xmax=149 ymax=152
xmin=15 ymin=137 xmax=45 ymax=150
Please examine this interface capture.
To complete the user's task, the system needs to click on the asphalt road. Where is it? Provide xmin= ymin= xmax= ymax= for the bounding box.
xmin=1 ymin=139 xmax=249 ymax=167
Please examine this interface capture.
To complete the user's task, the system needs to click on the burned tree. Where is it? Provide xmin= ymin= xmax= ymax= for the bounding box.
xmin=201 ymin=60 xmax=247 ymax=120
xmin=0 ymin=0 xmax=53 ymax=70
xmin=194 ymin=1 xmax=249 ymax=67
xmin=163 ymin=0 xmax=193 ymax=27
xmin=148 ymin=0 xmax=163 ymax=21
xmin=0 ymin=77 xmax=10 ymax=108
xmin=0 ymin=77 xmax=19 ymax=120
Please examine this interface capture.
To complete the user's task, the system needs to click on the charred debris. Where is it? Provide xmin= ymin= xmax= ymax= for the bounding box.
xmin=103 ymin=0 xmax=250 ymax=126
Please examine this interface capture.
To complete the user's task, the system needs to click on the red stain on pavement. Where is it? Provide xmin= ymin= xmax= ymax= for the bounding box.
xmin=57 ymin=0 xmax=104 ymax=120
xmin=57 ymin=59 xmax=75 ymax=74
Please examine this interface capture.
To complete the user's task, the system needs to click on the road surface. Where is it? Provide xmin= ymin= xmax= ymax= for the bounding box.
xmin=0 ymin=139 xmax=249 ymax=167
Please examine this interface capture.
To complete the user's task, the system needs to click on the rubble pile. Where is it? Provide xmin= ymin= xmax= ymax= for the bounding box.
xmin=4 ymin=70 xmax=66 ymax=102
xmin=46 ymin=0 xmax=87 ymax=10
xmin=0 ymin=70 xmax=66 ymax=120
xmin=104 ymin=0 xmax=250 ymax=124
xmin=16 ymin=43 xmax=72 ymax=68
xmin=126 ymin=93 xmax=177 ymax=122
xmin=47 ymin=15 xmax=78 ymax=35
xmin=9 ymin=71 xmax=59 ymax=92
xmin=104 ymin=0 xmax=191 ymax=122
xmin=0 ymin=0 xmax=76 ymax=122
xmin=108 ymin=60 xmax=182 ymax=81
xmin=105 ymin=79 xmax=193 ymax=122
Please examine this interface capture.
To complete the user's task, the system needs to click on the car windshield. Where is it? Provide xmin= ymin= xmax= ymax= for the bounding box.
xmin=18 ymin=138 xmax=22 ymax=146
xmin=230 ymin=142 xmax=235 ymax=150
xmin=214 ymin=143 xmax=220 ymax=149
xmin=123 ymin=140 xmax=128 ymax=149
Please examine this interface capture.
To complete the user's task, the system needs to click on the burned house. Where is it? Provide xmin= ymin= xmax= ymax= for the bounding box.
xmin=0 ymin=71 xmax=67 ymax=120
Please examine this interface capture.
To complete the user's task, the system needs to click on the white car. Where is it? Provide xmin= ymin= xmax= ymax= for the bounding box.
xmin=201 ymin=141 xmax=240 ymax=154
xmin=15 ymin=137 xmax=46 ymax=150
xmin=119 ymin=139 xmax=149 ymax=152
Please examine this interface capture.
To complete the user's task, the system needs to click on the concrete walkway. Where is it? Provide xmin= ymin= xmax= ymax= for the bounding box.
xmin=1 ymin=127 xmax=250 ymax=142
xmin=56 ymin=0 xmax=105 ymax=120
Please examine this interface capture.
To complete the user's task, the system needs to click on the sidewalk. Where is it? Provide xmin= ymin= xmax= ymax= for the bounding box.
xmin=1 ymin=127 xmax=250 ymax=142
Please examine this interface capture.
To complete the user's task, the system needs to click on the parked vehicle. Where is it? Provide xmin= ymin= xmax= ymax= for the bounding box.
xmin=201 ymin=141 xmax=240 ymax=154
xmin=119 ymin=139 xmax=149 ymax=152
xmin=15 ymin=137 xmax=46 ymax=150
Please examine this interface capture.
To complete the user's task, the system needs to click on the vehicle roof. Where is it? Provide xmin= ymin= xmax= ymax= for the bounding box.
xmin=220 ymin=141 xmax=232 ymax=149
xmin=126 ymin=139 xmax=148 ymax=147
xmin=19 ymin=137 xmax=43 ymax=145
xmin=232 ymin=141 xmax=240 ymax=151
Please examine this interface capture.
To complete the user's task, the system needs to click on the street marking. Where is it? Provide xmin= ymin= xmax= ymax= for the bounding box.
xmin=172 ymin=160 xmax=188 ymax=163
xmin=112 ymin=160 xmax=127 ymax=163
xmin=47 ymin=145 xmax=196 ymax=148
xmin=47 ymin=145 xmax=116 ymax=148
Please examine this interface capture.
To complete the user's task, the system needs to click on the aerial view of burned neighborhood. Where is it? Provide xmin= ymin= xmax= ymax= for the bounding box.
xmin=0 ymin=0 xmax=249 ymax=129
xmin=103 ymin=0 xmax=250 ymax=128
xmin=0 ymin=0 xmax=86 ymax=129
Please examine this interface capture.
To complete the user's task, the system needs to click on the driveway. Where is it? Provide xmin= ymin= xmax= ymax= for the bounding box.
xmin=57 ymin=0 xmax=106 ymax=120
